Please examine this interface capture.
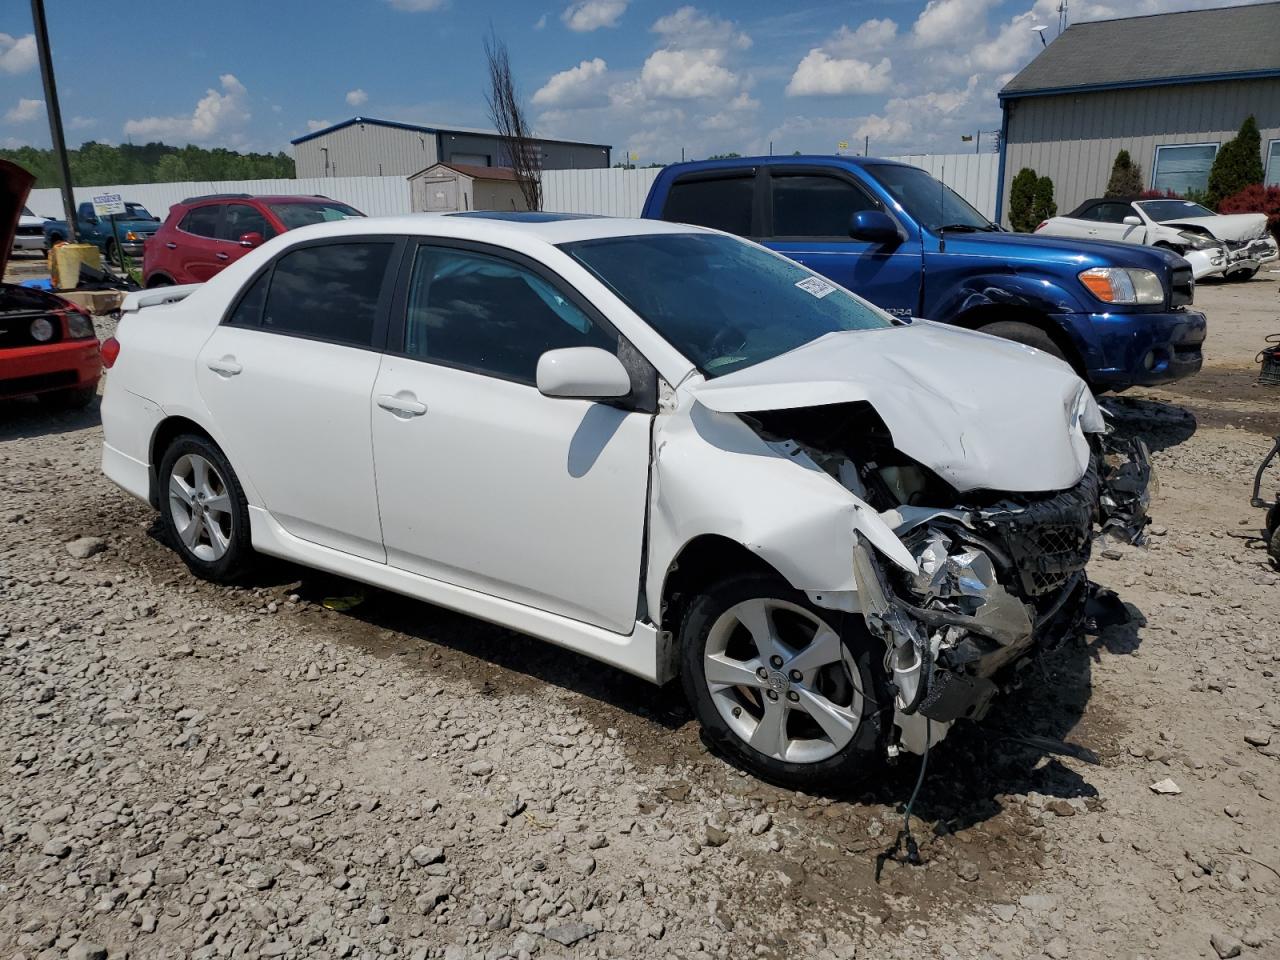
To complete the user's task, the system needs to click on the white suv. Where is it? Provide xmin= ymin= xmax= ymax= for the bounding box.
xmin=100 ymin=212 xmax=1137 ymax=788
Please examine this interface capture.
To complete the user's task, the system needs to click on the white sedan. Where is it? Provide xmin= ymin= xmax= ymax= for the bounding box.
xmin=1036 ymin=197 xmax=1278 ymax=281
xmin=101 ymin=212 xmax=1133 ymax=787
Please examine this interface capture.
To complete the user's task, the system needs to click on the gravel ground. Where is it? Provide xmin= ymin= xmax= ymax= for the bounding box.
xmin=2 ymin=271 xmax=1279 ymax=960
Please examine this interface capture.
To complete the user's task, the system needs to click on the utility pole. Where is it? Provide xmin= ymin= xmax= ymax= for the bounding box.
xmin=31 ymin=0 xmax=77 ymax=241
xmin=864 ymin=135 xmax=869 ymax=157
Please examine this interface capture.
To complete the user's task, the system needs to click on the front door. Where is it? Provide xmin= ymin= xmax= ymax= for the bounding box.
xmin=370 ymin=241 xmax=652 ymax=633
xmin=762 ymin=171 xmax=923 ymax=319
xmin=195 ymin=238 xmax=400 ymax=560
xmin=1087 ymin=201 xmax=1147 ymax=244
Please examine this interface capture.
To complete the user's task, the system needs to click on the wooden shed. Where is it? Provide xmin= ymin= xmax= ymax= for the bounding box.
xmin=408 ymin=162 xmax=530 ymax=213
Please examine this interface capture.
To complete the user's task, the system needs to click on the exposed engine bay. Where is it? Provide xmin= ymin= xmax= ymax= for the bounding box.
xmin=742 ymin=401 xmax=1152 ymax=755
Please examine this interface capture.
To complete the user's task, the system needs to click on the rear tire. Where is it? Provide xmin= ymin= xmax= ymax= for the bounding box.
xmin=38 ymin=386 xmax=96 ymax=410
xmin=1227 ymin=267 xmax=1259 ymax=282
xmin=146 ymin=274 xmax=175 ymax=288
xmin=104 ymin=239 xmax=119 ymax=267
xmin=679 ymin=572 xmax=890 ymax=789
xmin=158 ymin=434 xmax=255 ymax=583
xmin=978 ymin=319 xmax=1069 ymax=364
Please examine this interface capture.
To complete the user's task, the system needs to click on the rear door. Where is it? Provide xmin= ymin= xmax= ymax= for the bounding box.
xmin=174 ymin=204 xmax=227 ymax=281
xmin=195 ymin=237 xmax=401 ymax=560
xmin=762 ymin=169 xmax=921 ymax=318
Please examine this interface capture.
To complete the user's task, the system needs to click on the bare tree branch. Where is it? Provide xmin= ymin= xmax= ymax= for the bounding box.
xmin=483 ymin=27 xmax=542 ymax=211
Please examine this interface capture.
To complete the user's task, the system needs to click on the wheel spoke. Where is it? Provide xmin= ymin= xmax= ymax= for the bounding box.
xmin=786 ymin=623 xmax=843 ymax=675
xmin=190 ymin=456 xmax=210 ymax=496
xmin=169 ymin=474 xmax=194 ymax=506
xmin=704 ymin=653 xmax=767 ymax=690
xmin=203 ymin=493 xmax=231 ymax=515
xmin=206 ymin=517 xmax=230 ymax=558
xmin=735 ymin=599 xmax=781 ymax=664
xmin=793 ymin=687 xmax=859 ymax=749
xmin=177 ymin=511 xmax=203 ymax=549
xmin=748 ymin=697 xmax=790 ymax=759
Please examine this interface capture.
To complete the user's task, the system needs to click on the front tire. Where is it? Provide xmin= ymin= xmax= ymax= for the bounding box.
xmin=978 ymin=319 xmax=1068 ymax=364
xmin=679 ymin=573 xmax=889 ymax=789
xmin=1227 ymin=266 xmax=1259 ymax=282
xmin=158 ymin=434 xmax=255 ymax=583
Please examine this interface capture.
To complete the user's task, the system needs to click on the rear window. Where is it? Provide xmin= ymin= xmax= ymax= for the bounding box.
xmin=661 ymin=176 xmax=753 ymax=236
xmin=261 ymin=242 xmax=393 ymax=347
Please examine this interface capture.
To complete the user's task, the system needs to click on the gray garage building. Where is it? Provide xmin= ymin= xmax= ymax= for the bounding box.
xmin=292 ymin=117 xmax=611 ymax=178
xmin=996 ymin=2 xmax=1280 ymax=224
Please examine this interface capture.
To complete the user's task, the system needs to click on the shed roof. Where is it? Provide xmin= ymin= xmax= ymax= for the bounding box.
xmin=291 ymin=116 xmax=610 ymax=150
xmin=408 ymin=162 xmax=522 ymax=181
xmin=1001 ymin=2 xmax=1280 ymax=100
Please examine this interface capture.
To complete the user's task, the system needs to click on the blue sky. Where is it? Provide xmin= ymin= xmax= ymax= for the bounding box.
xmin=0 ymin=0 xmax=1259 ymax=164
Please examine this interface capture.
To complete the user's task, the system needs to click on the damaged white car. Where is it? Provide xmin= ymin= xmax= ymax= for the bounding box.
xmin=1037 ymin=197 xmax=1279 ymax=281
xmin=100 ymin=214 xmax=1148 ymax=788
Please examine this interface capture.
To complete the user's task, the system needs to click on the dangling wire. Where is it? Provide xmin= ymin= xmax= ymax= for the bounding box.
xmin=875 ymin=717 xmax=931 ymax=880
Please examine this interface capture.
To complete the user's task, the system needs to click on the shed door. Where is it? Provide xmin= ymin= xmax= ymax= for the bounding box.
xmin=424 ymin=176 xmax=459 ymax=212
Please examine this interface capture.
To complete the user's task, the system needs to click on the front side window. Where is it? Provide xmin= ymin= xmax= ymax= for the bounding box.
xmin=770 ymin=174 xmax=878 ymax=238
xmin=221 ymin=203 xmax=276 ymax=241
xmin=262 ymin=242 xmax=392 ymax=347
xmin=662 ymin=176 xmax=754 ymax=236
xmin=180 ymin=206 xmax=221 ymax=238
xmin=226 ymin=270 xmax=269 ymax=327
xmin=1151 ymin=144 xmax=1218 ymax=196
xmin=1096 ymin=202 xmax=1136 ymax=224
xmin=562 ymin=232 xmax=893 ymax=379
xmin=402 ymin=245 xmax=614 ymax=383
xmin=863 ymin=163 xmax=992 ymax=231
xmin=267 ymin=201 xmax=363 ymax=230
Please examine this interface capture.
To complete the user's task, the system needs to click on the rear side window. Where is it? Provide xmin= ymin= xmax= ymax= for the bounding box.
xmin=770 ymin=174 xmax=878 ymax=238
xmin=662 ymin=176 xmax=753 ymax=236
xmin=226 ymin=270 xmax=269 ymax=327
xmin=262 ymin=242 xmax=393 ymax=347
xmin=180 ymin=206 xmax=221 ymax=238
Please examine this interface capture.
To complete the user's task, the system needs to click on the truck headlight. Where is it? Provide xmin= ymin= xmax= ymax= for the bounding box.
xmin=1176 ymin=231 xmax=1219 ymax=250
xmin=124 ymin=231 xmax=138 ymax=241
xmin=1078 ymin=267 xmax=1165 ymax=305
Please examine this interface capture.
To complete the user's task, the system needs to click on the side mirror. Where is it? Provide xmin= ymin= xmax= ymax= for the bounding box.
xmin=536 ymin=347 xmax=630 ymax=401
xmin=238 ymin=231 xmax=264 ymax=248
xmin=849 ymin=209 xmax=902 ymax=245
xmin=1122 ymin=215 xmax=1141 ymax=226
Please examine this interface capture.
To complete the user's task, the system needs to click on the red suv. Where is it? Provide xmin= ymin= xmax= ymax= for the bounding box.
xmin=143 ymin=194 xmax=365 ymax=287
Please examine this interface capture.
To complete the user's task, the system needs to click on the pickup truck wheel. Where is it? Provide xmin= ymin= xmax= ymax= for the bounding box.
xmin=158 ymin=434 xmax=255 ymax=584
xmin=978 ymin=320 xmax=1067 ymax=364
xmin=104 ymin=239 xmax=119 ymax=267
xmin=680 ymin=572 xmax=889 ymax=789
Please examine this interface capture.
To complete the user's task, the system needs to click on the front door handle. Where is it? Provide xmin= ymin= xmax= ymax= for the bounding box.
xmin=207 ymin=356 xmax=242 ymax=377
xmin=377 ymin=393 xmax=427 ymax=418
xmin=165 ymin=241 xmax=177 ymax=249
xmin=216 ymin=252 xmax=230 ymax=261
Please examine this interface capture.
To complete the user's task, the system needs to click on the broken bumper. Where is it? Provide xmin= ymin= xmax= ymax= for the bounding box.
xmin=1072 ymin=308 xmax=1206 ymax=391
xmin=1224 ymin=236 xmax=1279 ymax=272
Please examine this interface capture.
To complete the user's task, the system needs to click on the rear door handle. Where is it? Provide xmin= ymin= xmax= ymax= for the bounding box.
xmin=206 ymin=357 xmax=242 ymax=377
xmin=377 ymin=393 xmax=427 ymax=417
xmin=216 ymin=252 xmax=230 ymax=261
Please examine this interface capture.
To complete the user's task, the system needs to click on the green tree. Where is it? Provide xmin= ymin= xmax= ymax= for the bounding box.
xmin=707 ymin=152 xmax=742 ymax=160
xmin=1104 ymin=150 xmax=1143 ymax=198
xmin=1207 ymin=115 xmax=1265 ymax=208
xmin=0 ymin=141 xmax=295 ymax=188
xmin=1009 ymin=167 xmax=1039 ymax=231
xmin=1032 ymin=176 xmax=1057 ymax=223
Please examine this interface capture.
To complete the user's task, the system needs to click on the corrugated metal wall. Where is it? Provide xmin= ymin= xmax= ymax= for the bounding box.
xmin=24 ymin=154 xmax=998 ymax=225
xmin=1002 ymin=77 xmax=1280 ymax=222
xmin=294 ymin=125 xmax=438 ymax=178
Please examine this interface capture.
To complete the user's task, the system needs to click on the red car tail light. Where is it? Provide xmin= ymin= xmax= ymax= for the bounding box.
xmin=101 ymin=336 xmax=121 ymax=368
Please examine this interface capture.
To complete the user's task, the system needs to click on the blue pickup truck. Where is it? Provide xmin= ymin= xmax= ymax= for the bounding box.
xmin=641 ymin=157 xmax=1206 ymax=391
xmin=44 ymin=201 xmax=161 ymax=264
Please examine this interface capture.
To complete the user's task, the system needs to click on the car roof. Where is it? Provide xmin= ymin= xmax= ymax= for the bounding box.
xmin=266 ymin=213 xmax=716 ymax=247
xmin=658 ymin=154 xmax=914 ymax=176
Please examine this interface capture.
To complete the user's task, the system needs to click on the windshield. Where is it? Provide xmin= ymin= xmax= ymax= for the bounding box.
xmin=1135 ymin=200 xmax=1216 ymax=222
xmin=561 ymin=232 xmax=894 ymax=378
xmin=21 ymin=206 xmax=34 ymax=217
xmin=268 ymin=201 xmax=364 ymax=229
xmin=119 ymin=203 xmax=155 ymax=220
xmin=863 ymin=163 xmax=992 ymax=231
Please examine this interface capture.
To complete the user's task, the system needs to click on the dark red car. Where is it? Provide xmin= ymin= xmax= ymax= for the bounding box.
xmin=143 ymin=193 xmax=365 ymax=286
xmin=1 ymin=160 xmax=101 ymax=410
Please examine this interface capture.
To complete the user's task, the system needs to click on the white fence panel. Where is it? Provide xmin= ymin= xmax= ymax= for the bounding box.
xmin=23 ymin=154 xmax=998 ymax=226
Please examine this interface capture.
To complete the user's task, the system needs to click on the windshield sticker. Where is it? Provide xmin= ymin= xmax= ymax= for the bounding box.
xmin=795 ymin=276 xmax=836 ymax=299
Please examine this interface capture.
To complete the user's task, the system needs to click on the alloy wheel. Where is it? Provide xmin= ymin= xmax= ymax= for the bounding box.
xmin=168 ymin=453 xmax=233 ymax=562
xmin=703 ymin=598 xmax=864 ymax=764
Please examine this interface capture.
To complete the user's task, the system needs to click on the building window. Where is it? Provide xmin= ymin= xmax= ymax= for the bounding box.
xmin=1266 ymin=140 xmax=1280 ymax=188
xmin=1151 ymin=143 xmax=1218 ymax=196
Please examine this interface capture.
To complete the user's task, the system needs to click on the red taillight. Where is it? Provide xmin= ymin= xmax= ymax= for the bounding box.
xmin=101 ymin=336 xmax=121 ymax=368
xmin=1034 ymin=220 xmax=1048 ymax=232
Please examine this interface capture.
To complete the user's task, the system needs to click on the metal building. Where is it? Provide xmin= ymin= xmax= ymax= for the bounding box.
xmin=996 ymin=3 xmax=1280 ymax=224
xmin=291 ymin=117 xmax=611 ymax=178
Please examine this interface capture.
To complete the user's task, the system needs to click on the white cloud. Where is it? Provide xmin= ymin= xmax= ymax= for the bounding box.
xmin=786 ymin=52 xmax=892 ymax=96
xmin=532 ymin=58 xmax=609 ymax=107
xmin=385 ymin=0 xmax=447 ymax=10
xmin=640 ymin=48 xmax=738 ymax=100
xmin=561 ymin=0 xmax=627 ymax=32
xmin=68 ymin=115 xmax=96 ymax=130
xmin=306 ymin=119 xmax=332 ymax=132
xmin=703 ymin=91 xmax=759 ymax=131
xmin=911 ymin=0 xmax=997 ymax=47
xmin=4 ymin=97 xmax=44 ymax=123
xmin=534 ymin=13 xmax=548 ymax=29
xmin=826 ymin=18 xmax=898 ymax=56
xmin=0 ymin=33 xmax=36 ymax=75
xmin=652 ymin=6 xmax=751 ymax=50
xmin=345 ymin=88 xmax=368 ymax=107
xmin=123 ymin=74 xmax=251 ymax=144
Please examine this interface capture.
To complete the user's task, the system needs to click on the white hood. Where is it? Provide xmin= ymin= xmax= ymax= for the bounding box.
xmin=1164 ymin=213 xmax=1270 ymax=243
xmin=686 ymin=322 xmax=1104 ymax=494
